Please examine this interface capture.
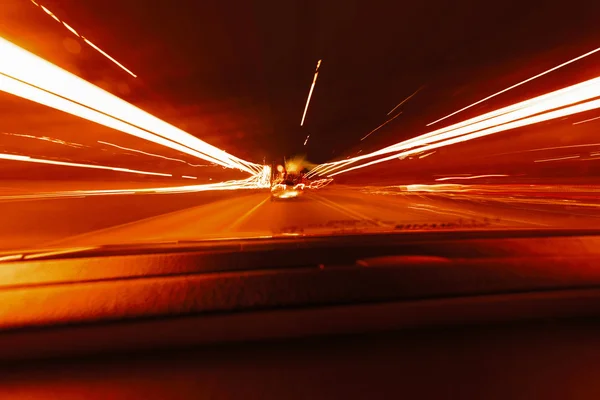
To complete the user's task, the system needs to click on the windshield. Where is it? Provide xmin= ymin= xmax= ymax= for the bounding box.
xmin=1 ymin=0 xmax=600 ymax=251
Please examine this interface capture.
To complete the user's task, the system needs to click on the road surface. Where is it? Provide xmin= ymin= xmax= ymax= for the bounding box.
xmin=1 ymin=184 xmax=600 ymax=252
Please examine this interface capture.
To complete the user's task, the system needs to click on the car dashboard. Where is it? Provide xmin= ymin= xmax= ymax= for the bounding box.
xmin=2 ymin=229 xmax=600 ymax=398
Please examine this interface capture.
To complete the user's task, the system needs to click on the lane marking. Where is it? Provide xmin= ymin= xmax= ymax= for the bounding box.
xmin=44 ymin=192 xmax=266 ymax=247
xmin=309 ymin=192 xmax=393 ymax=227
xmin=224 ymin=195 xmax=271 ymax=231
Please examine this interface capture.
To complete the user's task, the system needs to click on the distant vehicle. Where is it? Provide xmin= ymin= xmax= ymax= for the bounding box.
xmin=271 ymin=173 xmax=304 ymax=200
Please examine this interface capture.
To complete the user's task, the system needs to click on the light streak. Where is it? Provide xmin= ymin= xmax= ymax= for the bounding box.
xmin=97 ymin=141 xmax=210 ymax=167
xmin=258 ymin=165 xmax=272 ymax=187
xmin=0 ymin=153 xmax=172 ymax=177
xmin=427 ymin=45 xmax=600 ymax=126
xmin=320 ymin=76 xmax=600 ymax=175
xmin=310 ymin=74 xmax=600 ymax=177
xmin=387 ymin=86 xmax=422 ymax=115
xmin=62 ymin=22 xmax=80 ymax=37
xmin=0 ymin=36 xmax=261 ymax=175
xmin=418 ymin=151 xmax=435 ymax=159
xmin=0 ymin=177 xmax=271 ymax=201
xmin=534 ymin=155 xmax=580 ymax=163
xmin=573 ymin=115 xmax=600 ymax=125
xmin=328 ymin=97 xmax=600 ymax=177
xmin=182 ymin=175 xmax=197 ymax=179
xmin=40 ymin=5 xmax=60 ymax=23
xmin=278 ymin=190 xmax=299 ymax=199
xmin=304 ymin=134 xmax=310 ymax=146
xmin=0 ymin=165 xmax=272 ymax=202
xmin=300 ymin=59 xmax=322 ymax=126
xmin=0 ymin=71 xmax=230 ymax=170
xmin=81 ymin=37 xmax=137 ymax=78
xmin=30 ymin=2 xmax=137 ymax=77
xmin=435 ymin=174 xmax=508 ymax=181
xmin=489 ymin=143 xmax=600 ymax=157
xmin=308 ymin=178 xmax=333 ymax=189
xmin=360 ymin=112 xmax=402 ymax=141
xmin=2 ymin=132 xmax=86 ymax=148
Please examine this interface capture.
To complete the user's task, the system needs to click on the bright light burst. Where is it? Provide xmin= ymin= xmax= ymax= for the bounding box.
xmin=0 ymin=36 xmax=262 ymax=176
xmin=308 ymin=74 xmax=600 ymax=178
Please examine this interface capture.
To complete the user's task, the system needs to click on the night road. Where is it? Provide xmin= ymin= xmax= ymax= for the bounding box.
xmin=2 ymin=183 xmax=599 ymax=252
xmin=2 ymin=0 xmax=600 ymax=282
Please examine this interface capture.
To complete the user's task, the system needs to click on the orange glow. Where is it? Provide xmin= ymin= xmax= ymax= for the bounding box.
xmin=435 ymin=174 xmax=509 ymax=181
xmin=0 ymin=153 xmax=172 ymax=177
xmin=300 ymin=59 xmax=322 ymax=126
xmin=427 ymin=45 xmax=600 ymax=126
xmin=0 ymin=36 xmax=261 ymax=175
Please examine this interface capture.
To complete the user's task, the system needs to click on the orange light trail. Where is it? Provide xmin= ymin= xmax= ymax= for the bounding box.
xmin=30 ymin=1 xmax=137 ymax=78
xmin=0 ymin=36 xmax=262 ymax=175
xmin=360 ymin=112 xmax=402 ymax=141
xmin=309 ymin=74 xmax=600 ymax=177
xmin=81 ymin=37 xmax=137 ymax=78
xmin=418 ymin=151 xmax=435 ymax=159
xmin=182 ymin=175 xmax=197 ymax=179
xmin=62 ymin=22 xmax=80 ymax=37
xmin=435 ymin=174 xmax=508 ymax=181
xmin=0 ymin=153 xmax=172 ymax=177
xmin=40 ymin=5 xmax=60 ymax=23
xmin=387 ymin=86 xmax=422 ymax=115
xmin=534 ymin=155 xmax=580 ymax=163
xmin=0 ymin=172 xmax=272 ymax=202
xmin=300 ymin=59 xmax=322 ymax=126
xmin=490 ymin=143 xmax=600 ymax=157
xmin=327 ymin=97 xmax=600 ymax=177
xmin=426 ymin=45 xmax=600 ymax=127
xmin=308 ymin=178 xmax=333 ymax=189
xmin=2 ymin=132 xmax=86 ymax=148
xmin=97 ymin=141 xmax=210 ymax=167
xmin=319 ymin=75 xmax=600 ymax=175
xmin=573 ymin=115 xmax=600 ymax=125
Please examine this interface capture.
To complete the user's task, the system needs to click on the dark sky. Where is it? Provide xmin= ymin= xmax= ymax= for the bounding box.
xmin=7 ymin=0 xmax=600 ymax=164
